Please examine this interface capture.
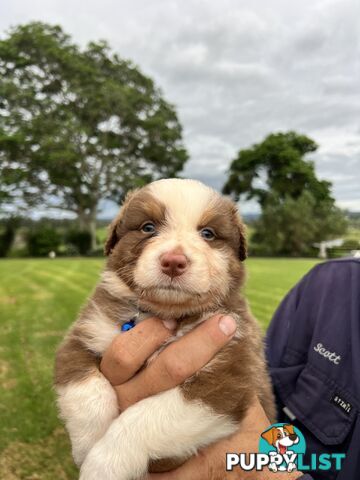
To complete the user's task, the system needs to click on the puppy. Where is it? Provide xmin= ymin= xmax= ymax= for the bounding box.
xmin=54 ymin=178 xmax=275 ymax=480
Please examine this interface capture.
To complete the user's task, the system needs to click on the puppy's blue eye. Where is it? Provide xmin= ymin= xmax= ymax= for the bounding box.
xmin=200 ymin=228 xmax=215 ymax=241
xmin=141 ymin=222 xmax=156 ymax=234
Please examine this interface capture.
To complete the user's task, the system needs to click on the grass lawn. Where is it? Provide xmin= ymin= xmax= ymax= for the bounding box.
xmin=0 ymin=257 xmax=319 ymax=479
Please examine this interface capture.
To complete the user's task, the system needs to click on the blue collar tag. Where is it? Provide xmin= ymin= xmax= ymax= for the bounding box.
xmin=121 ymin=318 xmax=136 ymax=332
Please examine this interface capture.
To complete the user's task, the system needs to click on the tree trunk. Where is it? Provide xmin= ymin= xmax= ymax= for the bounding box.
xmin=77 ymin=207 xmax=97 ymax=251
xmin=88 ymin=215 xmax=97 ymax=251
xmin=78 ymin=213 xmax=86 ymax=231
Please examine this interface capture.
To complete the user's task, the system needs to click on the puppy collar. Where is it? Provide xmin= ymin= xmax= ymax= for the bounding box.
xmin=120 ymin=307 xmax=149 ymax=332
xmin=121 ymin=318 xmax=136 ymax=332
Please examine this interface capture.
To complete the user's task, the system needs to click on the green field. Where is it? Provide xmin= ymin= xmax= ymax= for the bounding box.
xmin=0 ymin=257 xmax=319 ymax=479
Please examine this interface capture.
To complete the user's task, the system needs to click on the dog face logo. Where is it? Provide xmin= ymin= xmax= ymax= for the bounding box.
xmin=259 ymin=423 xmax=305 ymax=473
xmin=261 ymin=424 xmax=299 ymax=455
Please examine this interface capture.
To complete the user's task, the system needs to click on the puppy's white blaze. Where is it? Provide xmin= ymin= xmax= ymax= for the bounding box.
xmin=80 ymin=387 xmax=237 ymax=480
xmin=80 ymin=302 xmax=119 ymax=354
xmin=149 ymin=178 xmax=217 ymax=228
xmin=56 ymin=376 xmax=118 ymax=466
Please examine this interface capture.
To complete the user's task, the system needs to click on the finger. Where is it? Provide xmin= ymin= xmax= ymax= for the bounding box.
xmin=115 ymin=314 xmax=236 ymax=409
xmin=100 ymin=317 xmax=175 ymax=385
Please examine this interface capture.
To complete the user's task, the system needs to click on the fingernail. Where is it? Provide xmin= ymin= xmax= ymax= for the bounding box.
xmin=219 ymin=316 xmax=237 ymax=336
xmin=162 ymin=319 xmax=177 ymax=330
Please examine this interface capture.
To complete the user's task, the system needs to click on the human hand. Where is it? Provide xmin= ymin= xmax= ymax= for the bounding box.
xmin=100 ymin=314 xmax=237 ymax=411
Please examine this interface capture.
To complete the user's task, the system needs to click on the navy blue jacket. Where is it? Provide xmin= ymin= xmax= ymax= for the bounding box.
xmin=266 ymin=258 xmax=360 ymax=480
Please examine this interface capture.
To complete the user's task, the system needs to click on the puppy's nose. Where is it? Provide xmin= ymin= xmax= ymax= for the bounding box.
xmin=160 ymin=252 xmax=188 ymax=278
xmin=289 ymin=434 xmax=297 ymax=441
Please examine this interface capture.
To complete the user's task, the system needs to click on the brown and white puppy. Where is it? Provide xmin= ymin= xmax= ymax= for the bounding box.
xmin=54 ymin=178 xmax=275 ymax=480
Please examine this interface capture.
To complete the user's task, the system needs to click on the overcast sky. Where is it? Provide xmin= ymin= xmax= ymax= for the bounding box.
xmin=1 ymin=0 xmax=359 ymax=215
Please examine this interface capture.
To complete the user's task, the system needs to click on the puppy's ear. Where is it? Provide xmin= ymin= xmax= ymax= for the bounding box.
xmin=104 ymin=214 xmax=121 ymax=256
xmin=232 ymin=206 xmax=247 ymax=261
xmin=104 ymin=190 xmax=137 ymax=256
xmin=237 ymin=220 xmax=247 ymax=261
xmin=261 ymin=427 xmax=276 ymax=446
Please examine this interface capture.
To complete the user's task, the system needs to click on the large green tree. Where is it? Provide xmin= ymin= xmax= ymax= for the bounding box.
xmin=0 ymin=22 xmax=188 ymax=247
xmin=223 ymin=132 xmax=347 ymax=255
xmin=223 ymin=131 xmax=330 ymax=205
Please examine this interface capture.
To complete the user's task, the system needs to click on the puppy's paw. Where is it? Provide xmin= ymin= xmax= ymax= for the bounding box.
xmin=80 ymin=441 xmax=147 ymax=480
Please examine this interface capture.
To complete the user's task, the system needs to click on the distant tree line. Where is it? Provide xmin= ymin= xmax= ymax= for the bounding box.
xmin=0 ymin=217 xmax=94 ymax=257
xmin=0 ymin=22 xmax=349 ymax=258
